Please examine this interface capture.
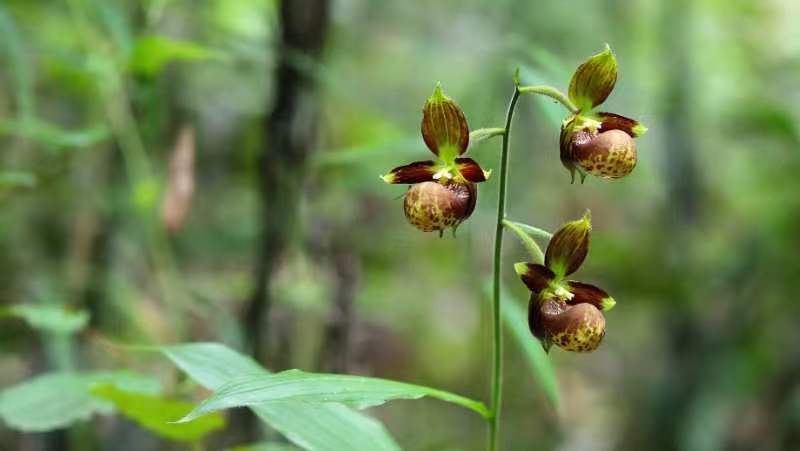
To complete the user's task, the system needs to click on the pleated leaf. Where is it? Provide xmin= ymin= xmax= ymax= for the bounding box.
xmin=160 ymin=343 xmax=401 ymax=451
xmin=179 ymin=370 xmax=489 ymax=423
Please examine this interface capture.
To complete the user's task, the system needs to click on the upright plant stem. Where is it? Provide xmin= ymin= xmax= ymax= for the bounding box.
xmin=489 ymin=85 xmax=521 ymax=451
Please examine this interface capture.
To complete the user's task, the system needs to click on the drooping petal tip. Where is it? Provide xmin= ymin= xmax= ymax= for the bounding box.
xmin=565 ymin=280 xmax=613 ymax=311
xmin=382 ymin=160 xmax=438 ymax=184
xmin=454 ymin=157 xmax=490 ymax=183
xmin=597 ymin=112 xmax=647 ymax=138
xmin=601 ymin=296 xmax=616 ymax=311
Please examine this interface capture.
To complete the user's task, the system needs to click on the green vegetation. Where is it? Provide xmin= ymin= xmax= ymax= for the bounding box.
xmin=1 ymin=0 xmax=799 ymax=450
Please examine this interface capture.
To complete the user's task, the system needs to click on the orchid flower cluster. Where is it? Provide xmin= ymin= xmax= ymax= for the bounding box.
xmin=383 ymin=46 xmax=645 ymax=354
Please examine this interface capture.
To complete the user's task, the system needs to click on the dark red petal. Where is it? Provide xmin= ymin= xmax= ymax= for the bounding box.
xmin=565 ymin=281 xmax=615 ymax=311
xmin=515 ymin=263 xmax=555 ymax=294
xmin=455 ymin=157 xmax=490 ymax=183
xmin=382 ymin=161 xmax=437 ymax=184
xmin=462 ymin=181 xmax=477 ymax=219
xmin=597 ymin=112 xmax=647 ymax=137
xmin=528 ymin=294 xmax=552 ymax=352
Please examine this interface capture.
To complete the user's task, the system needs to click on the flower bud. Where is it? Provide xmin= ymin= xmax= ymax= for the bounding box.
xmin=572 ymin=129 xmax=637 ymax=179
xmin=545 ymin=211 xmax=591 ymax=278
xmin=421 ymin=83 xmax=470 ymax=160
xmin=403 ymin=180 xmax=476 ymax=232
xmin=529 ymin=293 xmax=606 ymax=353
xmin=568 ymin=45 xmax=618 ymax=111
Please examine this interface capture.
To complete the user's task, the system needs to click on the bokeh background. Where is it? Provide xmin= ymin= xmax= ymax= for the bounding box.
xmin=2 ymin=0 xmax=800 ymax=450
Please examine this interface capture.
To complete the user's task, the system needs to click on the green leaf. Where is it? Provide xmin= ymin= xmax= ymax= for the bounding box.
xmin=483 ymin=283 xmax=561 ymax=409
xmin=179 ymin=369 xmax=489 ymax=423
xmin=230 ymin=442 xmax=301 ymax=451
xmin=0 ymin=171 xmax=36 ymax=189
xmin=1 ymin=304 xmax=89 ymax=335
xmin=0 ymin=373 xmax=101 ymax=432
xmin=90 ymin=384 xmax=225 ymax=443
xmin=0 ymin=118 xmax=110 ymax=149
xmin=160 ymin=343 xmax=401 ymax=451
xmin=130 ymin=35 xmax=217 ymax=76
xmin=0 ymin=371 xmax=160 ymax=432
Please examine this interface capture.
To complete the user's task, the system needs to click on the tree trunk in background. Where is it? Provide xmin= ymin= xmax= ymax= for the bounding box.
xmin=319 ymin=247 xmax=358 ymax=373
xmin=640 ymin=0 xmax=706 ymax=449
xmin=660 ymin=0 xmax=702 ymax=226
xmin=243 ymin=0 xmax=330 ymax=424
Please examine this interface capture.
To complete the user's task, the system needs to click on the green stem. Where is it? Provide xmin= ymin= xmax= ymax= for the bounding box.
xmin=501 ymin=219 xmax=545 ymax=264
xmin=506 ymin=220 xmax=553 ymax=241
xmin=488 ymin=81 xmax=573 ymax=450
xmin=518 ymin=85 xmax=578 ymax=114
xmin=469 ymin=127 xmax=507 ymax=145
xmin=488 ymin=85 xmax=521 ymax=451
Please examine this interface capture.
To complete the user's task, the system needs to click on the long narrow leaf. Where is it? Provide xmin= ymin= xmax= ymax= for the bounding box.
xmin=160 ymin=343 xmax=401 ymax=451
xmin=179 ymin=370 xmax=489 ymax=423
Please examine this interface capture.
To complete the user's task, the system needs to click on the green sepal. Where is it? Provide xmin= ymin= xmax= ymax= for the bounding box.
xmin=544 ymin=210 xmax=592 ymax=278
xmin=568 ymin=45 xmax=618 ymax=111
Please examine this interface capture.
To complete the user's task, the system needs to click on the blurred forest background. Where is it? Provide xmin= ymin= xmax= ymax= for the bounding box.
xmin=1 ymin=0 xmax=800 ymax=450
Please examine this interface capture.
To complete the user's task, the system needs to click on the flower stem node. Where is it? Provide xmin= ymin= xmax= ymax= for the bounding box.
xmin=381 ymin=84 xmax=491 ymax=234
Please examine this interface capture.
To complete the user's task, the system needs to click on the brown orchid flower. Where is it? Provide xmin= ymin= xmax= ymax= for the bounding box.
xmin=560 ymin=45 xmax=648 ymax=183
xmin=514 ymin=211 xmax=616 ymax=352
xmin=381 ymin=84 xmax=491 ymax=234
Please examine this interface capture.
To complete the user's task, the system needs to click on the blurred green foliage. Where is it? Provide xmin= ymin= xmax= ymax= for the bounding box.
xmin=1 ymin=0 xmax=799 ymax=450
